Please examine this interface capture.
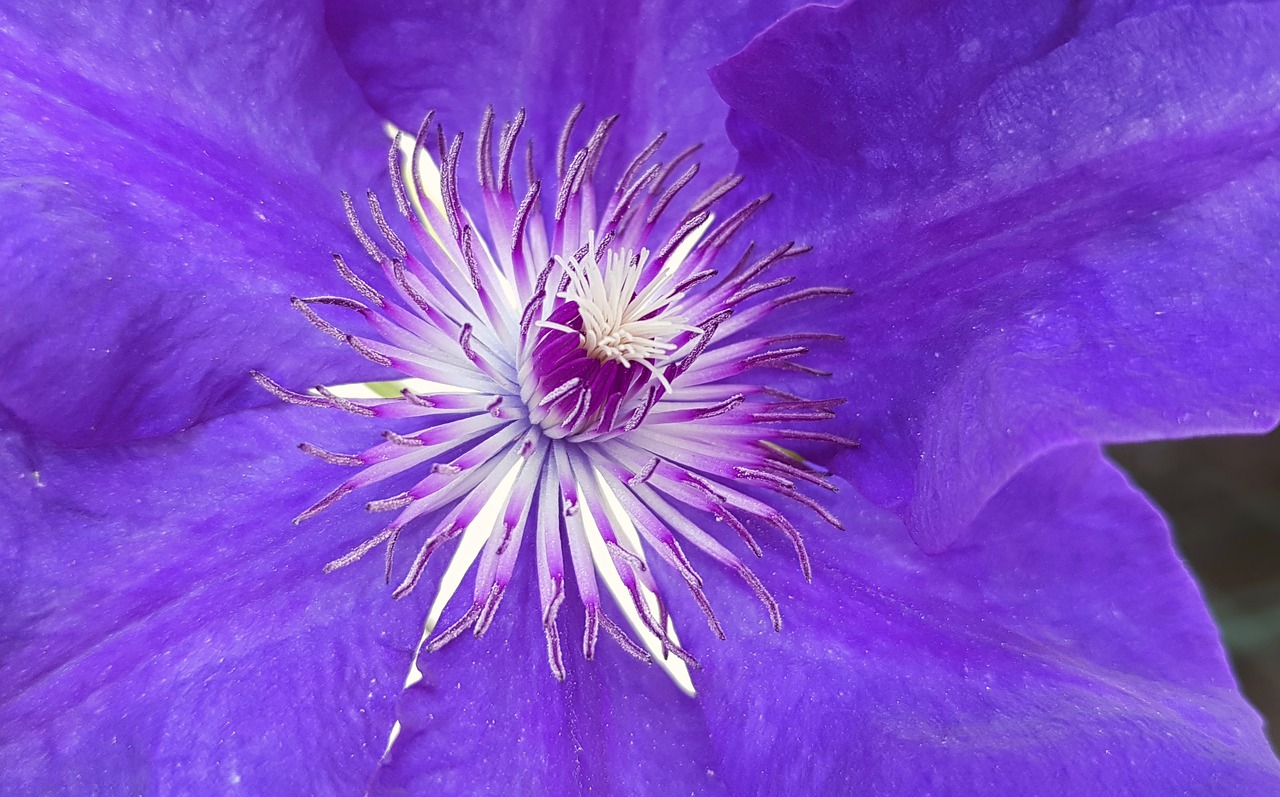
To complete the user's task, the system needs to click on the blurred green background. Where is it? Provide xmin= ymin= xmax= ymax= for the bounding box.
xmin=1112 ymin=433 xmax=1280 ymax=750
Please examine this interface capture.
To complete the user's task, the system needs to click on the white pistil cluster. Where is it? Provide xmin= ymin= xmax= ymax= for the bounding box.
xmin=544 ymin=244 xmax=700 ymax=369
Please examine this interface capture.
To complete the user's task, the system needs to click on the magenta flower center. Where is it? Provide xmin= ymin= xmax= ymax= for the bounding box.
xmin=255 ymin=107 xmax=853 ymax=679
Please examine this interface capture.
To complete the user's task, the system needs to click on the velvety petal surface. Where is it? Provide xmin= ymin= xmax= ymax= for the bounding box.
xmin=0 ymin=1 xmax=392 ymax=446
xmin=711 ymin=0 xmax=1280 ymax=548
xmin=677 ymin=445 xmax=1280 ymax=795
xmin=368 ymin=567 xmax=725 ymax=797
xmin=0 ymin=405 xmax=429 ymax=794
xmin=325 ymin=0 xmax=807 ymax=179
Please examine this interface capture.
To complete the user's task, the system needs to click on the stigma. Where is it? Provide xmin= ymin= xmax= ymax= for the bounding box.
xmin=548 ymin=242 xmax=694 ymax=367
xmin=254 ymin=106 xmax=854 ymax=680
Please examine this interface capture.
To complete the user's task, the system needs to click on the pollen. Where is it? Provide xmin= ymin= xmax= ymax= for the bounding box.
xmin=254 ymin=106 xmax=855 ymax=681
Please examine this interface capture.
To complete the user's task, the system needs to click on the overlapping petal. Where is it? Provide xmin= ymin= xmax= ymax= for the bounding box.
xmin=325 ymin=0 xmax=807 ymax=179
xmin=0 ymin=406 xmax=429 ymax=794
xmin=676 ymin=445 xmax=1280 ymax=794
xmin=711 ymin=0 xmax=1280 ymax=548
xmin=0 ymin=0 xmax=392 ymax=446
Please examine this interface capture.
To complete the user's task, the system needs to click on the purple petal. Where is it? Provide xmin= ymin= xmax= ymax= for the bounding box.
xmin=0 ymin=2 xmax=391 ymax=446
xmin=368 ymin=564 xmax=726 ymax=796
xmin=682 ymin=445 xmax=1280 ymax=794
xmin=0 ymin=406 xmax=427 ymax=792
xmin=326 ymin=0 xmax=807 ymax=178
xmin=711 ymin=0 xmax=1280 ymax=548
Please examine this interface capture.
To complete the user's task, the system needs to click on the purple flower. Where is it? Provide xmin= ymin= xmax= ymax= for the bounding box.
xmin=3 ymin=0 xmax=1279 ymax=794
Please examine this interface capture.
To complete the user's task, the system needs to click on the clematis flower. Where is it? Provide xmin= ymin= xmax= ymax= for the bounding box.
xmin=3 ymin=1 xmax=1280 ymax=795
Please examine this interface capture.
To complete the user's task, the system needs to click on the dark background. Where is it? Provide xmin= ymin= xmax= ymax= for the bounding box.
xmin=1112 ymin=433 xmax=1280 ymax=750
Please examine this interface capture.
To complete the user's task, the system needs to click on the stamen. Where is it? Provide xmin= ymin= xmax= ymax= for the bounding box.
xmin=617 ymin=131 xmax=666 ymax=191
xmin=497 ymin=109 xmax=526 ymax=191
xmin=298 ymin=443 xmax=365 ymax=467
xmin=333 ymin=253 xmax=385 ymax=304
xmin=342 ymin=192 xmax=390 ymax=268
xmin=648 ymin=163 xmax=700 ymax=226
xmin=688 ymin=173 xmax=745 ymax=216
xmin=477 ymin=106 xmax=496 ymax=189
xmin=323 ymin=526 xmax=397 ymax=573
xmin=556 ymin=103 xmax=585 ymax=179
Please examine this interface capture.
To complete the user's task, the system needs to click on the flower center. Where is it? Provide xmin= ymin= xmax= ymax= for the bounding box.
xmin=521 ymin=237 xmax=704 ymax=438
xmin=552 ymin=244 xmax=692 ymax=365
xmin=253 ymin=105 xmax=855 ymax=682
